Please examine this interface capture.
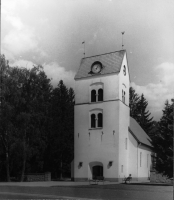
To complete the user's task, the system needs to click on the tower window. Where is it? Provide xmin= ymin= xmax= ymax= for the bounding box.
xmin=122 ymin=90 xmax=126 ymax=103
xmin=90 ymin=82 xmax=103 ymax=103
xmin=147 ymin=154 xmax=149 ymax=168
xmin=90 ymin=110 xmax=103 ymax=129
xmin=98 ymin=89 xmax=103 ymax=101
xmin=91 ymin=114 xmax=96 ymax=128
xmin=123 ymin=65 xmax=126 ymax=76
xmin=140 ymin=152 xmax=142 ymax=167
xmin=98 ymin=113 xmax=103 ymax=127
xmin=91 ymin=90 xmax=96 ymax=102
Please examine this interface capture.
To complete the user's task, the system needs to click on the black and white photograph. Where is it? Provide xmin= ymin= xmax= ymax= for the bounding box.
xmin=0 ymin=0 xmax=173 ymax=199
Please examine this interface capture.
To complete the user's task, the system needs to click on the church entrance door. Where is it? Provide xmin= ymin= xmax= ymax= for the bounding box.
xmin=92 ymin=165 xmax=103 ymax=179
xmin=88 ymin=162 xmax=103 ymax=180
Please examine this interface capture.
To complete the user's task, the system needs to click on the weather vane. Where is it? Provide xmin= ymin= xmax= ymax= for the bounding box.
xmin=121 ymin=32 xmax=125 ymax=49
xmin=82 ymin=41 xmax=85 ymax=58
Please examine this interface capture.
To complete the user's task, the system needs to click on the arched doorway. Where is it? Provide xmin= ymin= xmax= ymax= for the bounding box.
xmin=92 ymin=165 xmax=103 ymax=179
xmin=88 ymin=162 xmax=103 ymax=180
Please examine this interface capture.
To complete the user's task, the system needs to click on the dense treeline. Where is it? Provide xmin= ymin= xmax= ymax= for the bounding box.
xmin=0 ymin=55 xmax=74 ymax=181
xmin=149 ymin=100 xmax=173 ymax=178
xmin=129 ymin=87 xmax=154 ymax=137
xmin=129 ymin=87 xmax=173 ymax=178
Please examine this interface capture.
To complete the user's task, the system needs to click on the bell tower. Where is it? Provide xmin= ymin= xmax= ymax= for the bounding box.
xmin=74 ymin=50 xmax=130 ymax=181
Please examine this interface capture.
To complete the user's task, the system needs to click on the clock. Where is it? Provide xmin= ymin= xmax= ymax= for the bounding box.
xmin=91 ymin=63 xmax=102 ymax=73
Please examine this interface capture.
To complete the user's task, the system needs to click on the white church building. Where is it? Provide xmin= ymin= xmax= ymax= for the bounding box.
xmin=72 ymin=50 xmax=153 ymax=182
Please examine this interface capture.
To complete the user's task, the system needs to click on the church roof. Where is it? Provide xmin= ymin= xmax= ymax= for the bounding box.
xmin=74 ymin=50 xmax=125 ymax=79
xmin=129 ymin=117 xmax=153 ymax=148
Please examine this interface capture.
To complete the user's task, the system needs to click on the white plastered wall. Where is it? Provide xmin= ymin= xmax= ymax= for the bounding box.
xmin=118 ymin=53 xmax=130 ymax=180
xmin=75 ymin=73 xmax=119 ymax=105
xmin=74 ymin=74 xmax=121 ymax=180
xmin=74 ymin=101 xmax=120 ymax=180
xmin=119 ymin=53 xmax=130 ymax=107
xmin=128 ymin=131 xmax=152 ymax=181
xmin=128 ymin=131 xmax=138 ymax=180
xmin=138 ymin=145 xmax=152 ymax=181
xmin=118 ymin=101 xmax=130 ymax=180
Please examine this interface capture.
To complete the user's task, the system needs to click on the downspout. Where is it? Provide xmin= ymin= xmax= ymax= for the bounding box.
xmin=137 ymin=142 xmax=141 ymax=181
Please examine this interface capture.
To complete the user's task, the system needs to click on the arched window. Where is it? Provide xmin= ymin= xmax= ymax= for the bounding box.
xmin=98 ymin=89 xmax=103 ymax=101
xmin=91 ymin=114 xmax=96 ymax=128
xmin=122 ymin=90 xmax=126 ymax=103
xmin=147 ymin=154 xmax=149 ymax=168
xmin=98 ymin=113 xmax=103 ymax=127
xmin=140 ymin=152 xmax=142 ymax=167
xmin=91 ymin=90 xmax=96 ymax=102
xmin=125 ymin=138 xmax=127 ymax=150
xmin=90 ymin=83 xmax=103 ymax=103
xmin=123 ymin=65 xmax=126 ymax=76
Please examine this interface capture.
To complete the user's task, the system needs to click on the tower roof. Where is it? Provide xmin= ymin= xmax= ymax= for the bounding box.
xmin=74 ymin=50 xmax=125 ymax=80
xmin=129 ymin=117 xmax=153 ymax=148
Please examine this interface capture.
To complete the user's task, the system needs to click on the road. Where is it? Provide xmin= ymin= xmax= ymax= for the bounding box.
xmin=0 ymin=184 xmax=173 ymax=200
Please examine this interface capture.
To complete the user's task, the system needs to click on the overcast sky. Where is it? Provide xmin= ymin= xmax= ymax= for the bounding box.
xmin=1 ymin=0 xmax=174 ymax=121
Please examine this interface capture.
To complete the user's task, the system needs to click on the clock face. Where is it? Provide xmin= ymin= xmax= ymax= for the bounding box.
xmin=92 ymin=63 xmax=101 ymax=73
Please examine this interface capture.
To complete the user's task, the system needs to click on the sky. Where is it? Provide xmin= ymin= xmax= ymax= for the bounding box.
xmin=1 ymin=0 xmax=174 ymax=121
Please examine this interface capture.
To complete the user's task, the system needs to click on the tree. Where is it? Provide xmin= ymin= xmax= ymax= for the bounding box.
xmin=0 ymin=55 xmax=74 ymax=181
xmin=0 ymin=55 xmax=53 ymax=181
xmin=136 ymin=94 xmax=154 ymax=135
xmin=45 ymin=80 xmax=74 ymax=179
xmin=129 ymin=87 xmax=140 ymax=120
xmin=129 ymin=87 xmax=154 ymax=137
xmin=151 ymin=100 xmax=173 ymax=178
xmin=14 ymin=66 xmax=52 ymax=181
xmin=0 ymin=55 xmax=17 ymax=181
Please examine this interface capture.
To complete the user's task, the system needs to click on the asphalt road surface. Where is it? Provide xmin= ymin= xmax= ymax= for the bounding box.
xmin=0 ymin=184 xmax=173 ymax=200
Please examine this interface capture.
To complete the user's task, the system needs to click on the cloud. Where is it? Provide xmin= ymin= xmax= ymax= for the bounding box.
xmin=2 ymin=23 xmax=38 ymax=56
xmin=43 ymin=62 xmax=75 ymax=88
xmin=89 ymin=32 xmax=98 ymax=45
xmin=10 ymin=59 xmax=75 ymax=88
xmin=131 ymin=62 xmax=174 ymax=120
xmin=1 ymin=0 xmax=47 ymax=61
xmin=10 ymin=59 xmax=35 ymax=69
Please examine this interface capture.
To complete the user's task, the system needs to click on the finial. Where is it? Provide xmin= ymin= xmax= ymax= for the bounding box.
xmin=82 ymin=41 xmax=85 ymax=58
xmin=121 ymin=32 xmax=125 ymax=49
